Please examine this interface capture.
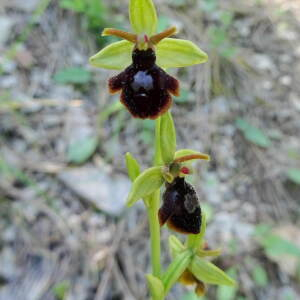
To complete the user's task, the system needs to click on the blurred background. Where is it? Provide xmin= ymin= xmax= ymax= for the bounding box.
xmin=1 ymin=0 xmax=300 ymax=299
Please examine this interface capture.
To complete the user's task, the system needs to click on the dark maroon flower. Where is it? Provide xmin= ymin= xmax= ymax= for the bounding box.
xmin=109 ymin=48 xmax=179 ymax=119
xmin=158 ymin=177 xmax=201 ymax=234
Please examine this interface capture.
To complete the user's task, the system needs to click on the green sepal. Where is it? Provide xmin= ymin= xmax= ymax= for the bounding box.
xmin=126 ymin=166 xmax=164 ymax=207
xmin=156 ymin=38 xmax=208 ymax=69
xmin=89 ymin=40 xmax=133 ymax=70
xmin=125 ymin=152 xmax=141 ymax=182
xmin=174 ymin=149 xmax=210 ymax=161
xmin=129 ymin=0 xmax=157 ymax=36
xmin=169 ymin=235 xmax=185 ymax=259
xmin=162 ymin=250 xmax=193 ymax=294
xmin=186 ymin=213 xmax=207 ymax=250
xmin=189 ymin=256 xmax=236 ymax=286
xmin=160 ymin=112 xmax=176 ymax=164
xmin=146 ymin=274 xmax=165 ymax=300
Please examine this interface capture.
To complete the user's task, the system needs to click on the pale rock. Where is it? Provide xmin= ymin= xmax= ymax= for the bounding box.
xmin=0 ymin=16 xmax=13 ymax=46
xmin=58 ymin=166 xmax=131 ymax=216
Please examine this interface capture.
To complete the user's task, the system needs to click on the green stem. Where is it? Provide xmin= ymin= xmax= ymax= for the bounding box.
xmin=147 ymin=118 xmax=163 ymax=278
xmin=147 ymin=190 xmax=161 ymax=277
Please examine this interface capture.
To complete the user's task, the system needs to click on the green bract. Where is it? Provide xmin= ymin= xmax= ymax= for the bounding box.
xmin=89 ymin=0 xmax=208 ymax=70
xmin=125 ymin=152 xmax=141 ymax=182
xmin=160 ymin=112 xmax=176 ymax=164
xmin=169 ymin=235 xmax=185 ymax=258
xmin=146 ymin=274 xmax=164 ymax=300
xmin=162 ymin=250 xmax=193 ymax=294
xmin=126 ymin=166 xmax=164 ymax=206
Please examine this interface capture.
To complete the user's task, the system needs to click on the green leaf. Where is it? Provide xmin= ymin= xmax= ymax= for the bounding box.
xmin=129 ymin=0 xmax=157 ymax=36
xmin=287 ymin=168 xmax=300 ymax=185
xmin=189 ymin=256 xmax=236 ymax=286
xmin=220 ymin=12 xmax=234 ymax=27
xmin=59 ymin=0 xmax=85 ymax=12
xmin=216 ymin=269 xmax=237 ymax=300
xmin=254 ymin=224 xmax=272 ymax=237
xmin=89 ymin=40 xmax=133 ymax=70
xmin=162 ymin=250 xmax=193 ymax=294
xmin=235 ymin=119 xmax=271 ymax=148
xmin=146 ymin=274 xmax=165 ymax=300
xmin=53 ymin=280 xmax=70 ymax=300
xmin=254 ymin=225 xmax=300 ymax=258
xmin=67 ymin=136 xmax=98 ymax=164
xmin=126 ymin=166 xmax=164 ymax=206
xmin=261 ymin=235 xmax=300 ymax=257
xmin=125 ymin=152 xmax=141 ymax=182
xmin=98 ymin=100 xmax=124 ymax=124
xmin=160 ymin=112 xmax=176 ymax=164
xmin=156 ymin=38 xmax=208 ymax=69
xmin=252 ymin=264 xmax=268 ymax=287
xmin=53 ymin=67 xmax=91 ymax=84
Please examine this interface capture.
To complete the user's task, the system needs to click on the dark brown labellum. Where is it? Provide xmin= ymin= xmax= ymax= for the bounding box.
xmin=108 ymin=48 xmax=179 ymax=119
xmin=158 ymin=177 xmax=201 ymax=234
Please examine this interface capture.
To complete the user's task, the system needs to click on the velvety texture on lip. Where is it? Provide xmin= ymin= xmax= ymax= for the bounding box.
xmin=159 ymin=177 xmax=201 ymax=234
xmin=109 ymin=48 xmax=179 ymax=119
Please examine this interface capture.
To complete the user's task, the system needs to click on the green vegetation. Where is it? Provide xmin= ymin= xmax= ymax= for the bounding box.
xmin=59 ymin=0 xmax=106 ymax=32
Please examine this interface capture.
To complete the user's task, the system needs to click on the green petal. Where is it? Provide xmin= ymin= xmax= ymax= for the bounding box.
xmin=189 ymin=256 xmax=236 ymax=286
xmin=89 ymin=40 xmax=133 ymax=70
xmin=126 ymin=166 xmax=164 ymax=207
xmin=156 ymin=38 xmax=208 ymax=69
xmin=129 ymin=0 xmax=157 ymax=36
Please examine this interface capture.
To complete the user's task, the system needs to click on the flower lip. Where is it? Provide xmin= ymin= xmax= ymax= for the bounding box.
xmin=108 ymin=47 xmax=179 ymax=119
xmin=159 ymin=177 xmax=201 ymax=234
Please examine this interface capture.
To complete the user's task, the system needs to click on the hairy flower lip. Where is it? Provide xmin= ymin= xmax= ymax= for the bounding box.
xmin=159 ymin=177 xmax=201 ymax=235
